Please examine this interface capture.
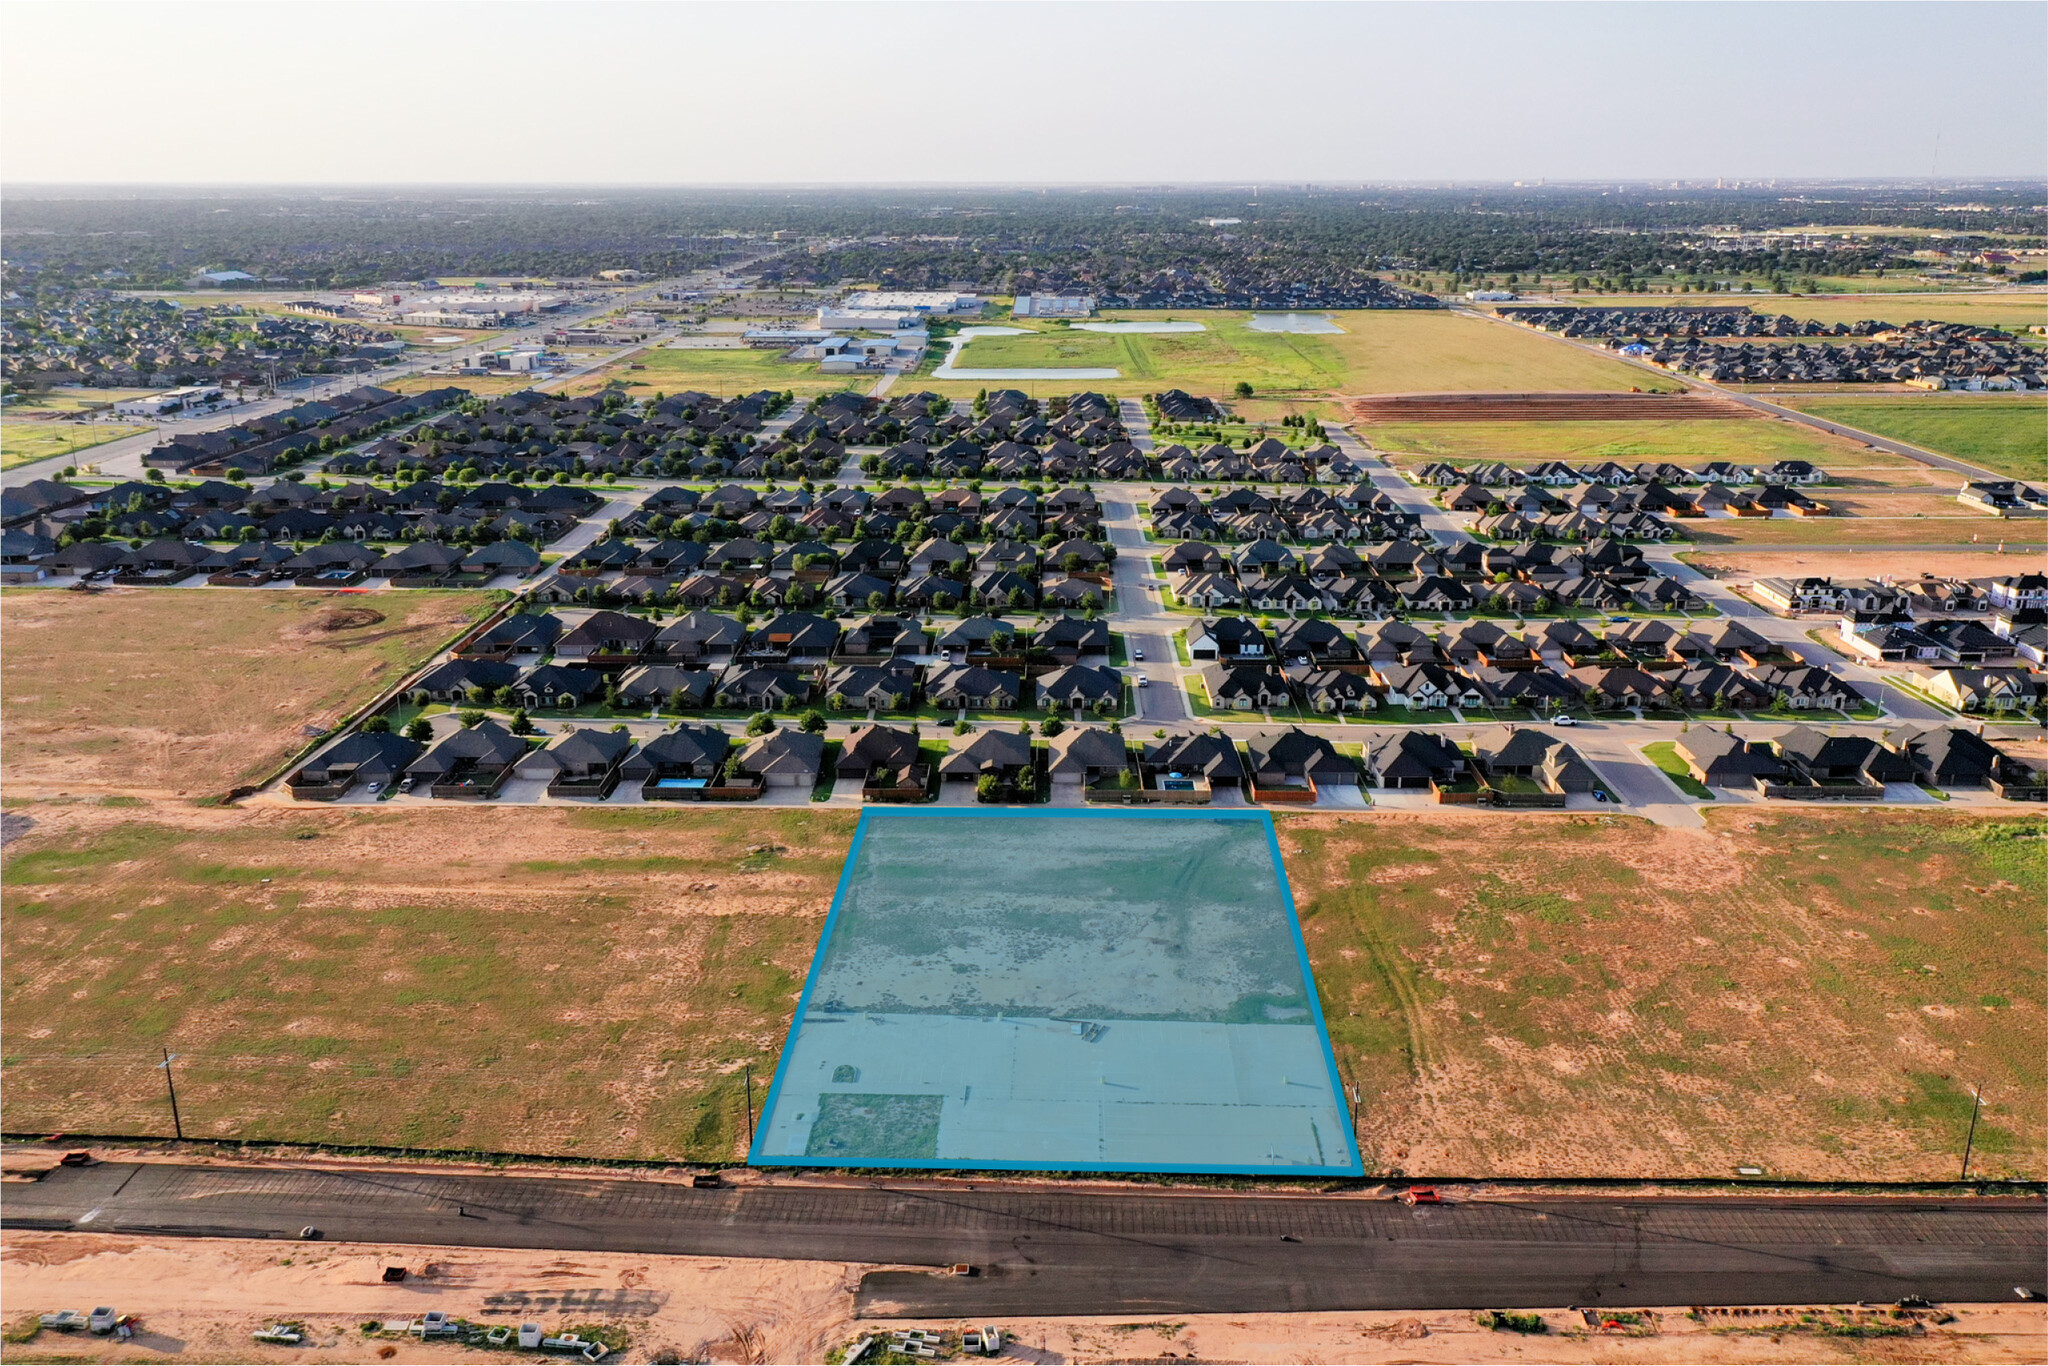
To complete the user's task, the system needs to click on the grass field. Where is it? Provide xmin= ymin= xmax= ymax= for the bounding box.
xmin=0 ymin=588 xmax=502 ymax=799
xmin=569 ymin=345 xmax=867 ymax=400
xmin=1756 ymin=292 xmax=2048 ymax=331
xmin=0 ymin=804 xmax=854 ymax=1161
xmin=1364 ymin=415 xmax=1885 ymax=470
xmin=5 ymin=386 xmax=164 ymax=415
xmin=915 ymin=310 xmax=1671 ymax=401
xmin=1776 ymin=395 xmax=2048 ymax=482
xmin=0 ymin=420 xmax=153 ymax=470
xmin=1285 ymin=810 xmax=2044 ymax=1181
xmin=1681 ymin=513 xmax=2034 ymax=547
xmin=2 ymin=803 xmax=2037 ymax=1179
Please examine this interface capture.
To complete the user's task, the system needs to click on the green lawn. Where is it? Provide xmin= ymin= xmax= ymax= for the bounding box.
xmin=1366 ymin=416 xmax=1883 ymax=469
xmin=1777 ymin=395 xmax=2048 ymax=482
xmin=1641 ymin=740 xmax=1715 ymax=799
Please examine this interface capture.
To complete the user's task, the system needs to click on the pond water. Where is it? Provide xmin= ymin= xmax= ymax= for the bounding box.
xmin=1248 ymin=312 xmax=1345 ymax=334
xmin=932 ymin=325 xmax=1121 ymax=380
xmin=1070 ymin=321 xmax=1207 ymax=334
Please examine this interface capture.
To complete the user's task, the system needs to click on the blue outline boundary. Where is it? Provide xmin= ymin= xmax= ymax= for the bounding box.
xmin=746 ymin=808 xmax=1364 ymax=1177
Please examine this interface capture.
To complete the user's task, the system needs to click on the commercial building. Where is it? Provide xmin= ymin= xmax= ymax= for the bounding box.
xmin=1013 ymin=293 xmax=1096 ymax=318
xmin=841 ymin=290 xmax=982 ymax=315
xmin=113 ymin=385 xmax=226 ymax=418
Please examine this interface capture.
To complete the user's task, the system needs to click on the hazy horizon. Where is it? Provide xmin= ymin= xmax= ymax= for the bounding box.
xmin=4 ymin=0 xmax=2043 ymax=187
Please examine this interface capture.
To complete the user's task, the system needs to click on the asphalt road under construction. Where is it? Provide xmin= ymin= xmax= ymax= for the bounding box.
xmin=4 ymin=1160 xmax=2042 ymax=1316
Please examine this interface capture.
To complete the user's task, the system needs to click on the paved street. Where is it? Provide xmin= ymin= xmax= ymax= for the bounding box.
xmin=5 ymin=1160 xmax=2039 ymax=1315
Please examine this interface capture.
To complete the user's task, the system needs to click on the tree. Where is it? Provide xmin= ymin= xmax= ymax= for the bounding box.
xmin=746 ymin=711 xmax=774 ymax=736
xmin=798 ymin=709 xmax=826 ymax=733
xmin=509 ymin=707 xmax=535 ymax=736
xmin=976 ymin=774 xmax=998 ymax=800
xmin=405 ymin=717 xmax=435 ymax=743
xmin=457 ymin=709 xmax=485 ymax=728
xmin=954 ymin=719 xmax=972 ymax=736
xmin=1040 ymin=715 xmax=1065 ymax=736
xmin=1233 ymin=381 xmax=1254 ymax=399
xmin=361 ymin=715 xmax=392 ymax=734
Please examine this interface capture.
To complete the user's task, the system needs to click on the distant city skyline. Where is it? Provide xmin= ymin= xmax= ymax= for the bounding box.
xmin=3 ymin=1 xmax=2043 ymax=186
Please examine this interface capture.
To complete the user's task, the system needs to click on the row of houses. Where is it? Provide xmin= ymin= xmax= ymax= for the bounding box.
xmin=1640 ymin=335 xmax=2044 ymax=387
xmin=291 ymin=719 xmax=826 ymax=802
xmin=143 ymin=386 xmax=462 ymax=477
xmin=1675 ymin=724 xmax=2037 ymax=797
xmin=1411 ymin=457 xmax=1828 ymax=488
xmin=11 ymin=472 xmax=602 ymax=555
xmin=1502 ymin=305 xmax=1893 ymax=340
xmin=325 ymin=387 xmax=818 ymax=483
xmin=1149 ymin=483 xmax=1427 ymax=545
xmin=419 ymin=607 xmax=1122 ymax=712
xmin=795 ymin=388 xmax=1124 ymax=451
xmin=1755 ymin=573 xmax=2046 ymax=619
xmin=1165 ymin=534 xmax=1706 ymax=616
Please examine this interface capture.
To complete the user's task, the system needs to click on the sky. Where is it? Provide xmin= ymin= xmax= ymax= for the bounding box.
xmin=3 ymin=0 xmax=2044 ymax=185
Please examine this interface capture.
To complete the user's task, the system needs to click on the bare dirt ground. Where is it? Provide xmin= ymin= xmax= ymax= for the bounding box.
xmin=1681 ymin=548 xmax=2044 ymax=583
xmin=1279 ymin=809 xmax=2044 ymax=1182
xmin=0 ymin=589 xmax=497 ymax=799
xmin=0 ymin=801 xmax=854 ymax=1160
xmin=4 ymin=1233 xmax=2041 ymax=1365
xmin=5 ymin=801 xmax=2039 ymax=1181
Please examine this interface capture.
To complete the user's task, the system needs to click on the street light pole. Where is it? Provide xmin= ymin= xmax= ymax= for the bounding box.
xmin=158 ymin=1048 xmax=184 ymax=1141
xmin=1960 ymin=1084 xmax=1983 ymax=1181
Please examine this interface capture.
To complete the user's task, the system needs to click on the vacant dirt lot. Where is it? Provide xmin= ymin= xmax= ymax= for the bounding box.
xmin=1681 ymin=548 xmax=2042 ymax=584
xmin=0 ymin=589 xmax=498 ymax=799
xmin=0 ymin=802 xmax=855 ymax=1162
xmin=1282 ymin=808 xmax=2044 ymax=1182
xmin=9 ymin=1232 xmax=2040 ymax=1366
xmin=3 ymin=799 xmax=2038 ymax=1182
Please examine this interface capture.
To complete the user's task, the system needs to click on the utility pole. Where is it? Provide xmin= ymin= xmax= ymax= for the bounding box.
xmin=158 ymin=1048 xmax=184 ymax=1141
xmin=1960 ymin=1084 xmax=1983 ymax=1181
xmin=742 ymin=1065 xmax=756 ymax=1147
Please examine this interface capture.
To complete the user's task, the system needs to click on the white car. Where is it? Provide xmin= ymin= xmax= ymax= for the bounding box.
xmin=1552 ymin=714 xmax=1577 ymax=727
xmin=1135 ymin=676 xmax=1150 ymax=687
xmin=1132 ymin=648 xmax=1145 ymax=660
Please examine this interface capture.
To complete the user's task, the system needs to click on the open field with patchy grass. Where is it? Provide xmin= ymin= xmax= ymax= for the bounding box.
xmin=569 ymin=344 xmax=866 ymax=400
xmin=1285 ymin=809 xmax=2044 ymax=1181
xmin=1552 ymin=290 xmax=2048 ymax=327
xmin=0 ymin=420 xmax=153 ymax=470
xmin=0 ymin=588 xmax=501 ymax=799
xmin=1776 ymin=394 xmax=2048 ymax=482
xmin=916 ymin=310 xmax=1670 ymax=401
xmin=0 ymin=803 xmax=854 ymax=1161
xmin=1363 ymin=415 xmax=1885 ymax=470
xmin=1679 ymin=512 xmax=2035 ymax=547
xmin=4 ymin=386 xmax=164 ymax=415
xmin=1757 ymin=292 xmax=2048 ymax=331
xmin=385 ymin=372 xmax=549 ymax=397
xmin=1 ymin=797 xmax=2038 ymax=1180
xmin=1681 ymin=547 xmax=2043 ymax=585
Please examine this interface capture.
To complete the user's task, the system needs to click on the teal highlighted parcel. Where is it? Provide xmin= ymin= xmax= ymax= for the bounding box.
xmin=752 ymin=810 xmax=1361 ymax=1175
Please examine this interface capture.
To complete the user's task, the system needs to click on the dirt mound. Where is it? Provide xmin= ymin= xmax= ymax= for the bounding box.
xmin=1348 ymin=391 xmax=1754 ymax=423
xmin=310 ymin=607 xmax=386 ymax=632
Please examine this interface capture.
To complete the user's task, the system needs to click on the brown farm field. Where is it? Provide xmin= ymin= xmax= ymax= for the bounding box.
xmin=0 ymin=588 xmax=500 ymax=799
xmin=1 ymin=798 xmax=2038 ymax=1181
xmin=1284 ymin=809 xmax=2044 ymax=1182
